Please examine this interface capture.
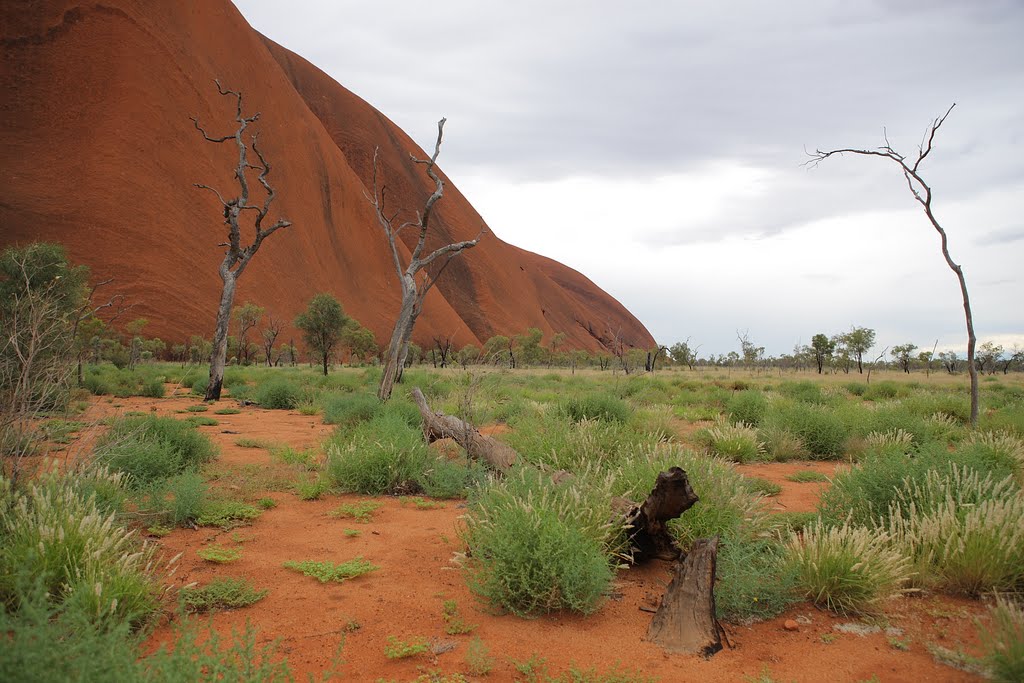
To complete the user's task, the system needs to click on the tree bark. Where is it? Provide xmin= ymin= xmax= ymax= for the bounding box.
xmin=622 ymin=467 xmax=699 ymax=562
xmin=647 ymin=536 xmax=724 ymax=657
xmin=205 ymin=271 xmax=236 ymax=401
xmin=411 ymin=387 xmax=516 ymax=472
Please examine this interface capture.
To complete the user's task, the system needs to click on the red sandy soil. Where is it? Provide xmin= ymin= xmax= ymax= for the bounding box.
xmin=0 ymin=1 xmax=653 ymax=354
xmin=64 ymin=392 xmax=993 ymax=682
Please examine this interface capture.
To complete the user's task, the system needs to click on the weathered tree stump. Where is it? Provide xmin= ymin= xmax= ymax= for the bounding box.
xmin=623 ymin=466 xmax=699 ymax=562
xmin=647 ymin=536 xmax=724 ymax=657
xmin=411 ymin=387 xmax=516 ymax=473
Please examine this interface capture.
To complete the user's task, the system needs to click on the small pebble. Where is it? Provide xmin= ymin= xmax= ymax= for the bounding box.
xmin=784 ymin=619 xmax=799 ymax=632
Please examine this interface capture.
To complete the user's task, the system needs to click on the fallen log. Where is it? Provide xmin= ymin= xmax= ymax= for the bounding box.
xmin=411 ymin=387 xmax=517 ymax=473
xmin=647 ymin=536 xmax=724 ymax=657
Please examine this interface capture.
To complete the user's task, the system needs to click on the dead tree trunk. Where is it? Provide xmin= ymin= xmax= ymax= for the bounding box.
xmin=808 ymin=104 xmax=979 ymax=425
xmin=647 ymin=537 xmax=724 ymax=657
xmin=368 ymin=119 xmax=482 ymax=401
xmin=622 ymin=467 xmax=699 ymax=562
xmin=411 ymin=387 xmax=516 ymax=472
xmin=192 ymin=80 xmax=291 ymax=401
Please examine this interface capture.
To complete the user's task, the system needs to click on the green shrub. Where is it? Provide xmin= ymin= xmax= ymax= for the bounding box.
xmin=142 ymin=617 xmax=292 ymax=682
xmin=141 ymin=378 xmax=165 ymax=398
xmin=727 ymin=390 xmax=768 ymax=427
xmin=694 ymin=420 xmax=765 ymax=463
xmin=255 ymin=379 xmax=299 ymax=410
xmin=421 ymin=456 xmax=489 ymax=499
xmin=134 ymin=472 xmax=208 ymax=527
xmin=758 ymin=424 xmax=811 ymax=462
xmin=980 ymin=595 xmax=1024 ymax=683
xmin=820 ymin=445 xmax=1018 ymax=528
xmin=958 ymin=431 xmax=1024 ymax=481
xmin=461 ymin=467 xmax=621 ymax=616
xmin=325 ymin=413 xmax=430 ymax=495
xmin=783 ymin=520 xmax=910 ymax=615
xmin=96 ymin=415 xmax=217 ymax=486
xmin=786 ymin=470 xmax=828 ymax=483
xmin=507 ymin=412 xmax=651 ymax=471
xmin=563 ymin=393 xmax=631 ymax=423
xmin=778 ymin=381 xmax=832 ymax=405
xmin=886 ymin=480 xmax=1024 ymax=595
xmin=328 ymin=500 xmax=382 ymax=522
xmin=0 ymin=575 xmax=141 ymax=682
xmin=384 ymin=635 xmax=429 ymax=659
xmin=321 ymin=391 xmax=380 ymax=426
xmin=0 ymin=476 xmax=159 ymax=628
xmin=863 ymin=381 xmax=902 ymax=401
xmin=190 ymin=374 xmax=210 ymax=396
xmin=765 ymin=403 xmax=849 ymax=459
xmin=716 ymin=537 xmax=797 ymax=623
xmin=742 ymin=477 xmax=781 ymax=497
xmin=179 ymin=577 xmax=267 ymax=613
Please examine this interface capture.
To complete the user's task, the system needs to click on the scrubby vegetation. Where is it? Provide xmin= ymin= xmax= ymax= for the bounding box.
xmin=2 ymin=307 xmax=1022 ymax=681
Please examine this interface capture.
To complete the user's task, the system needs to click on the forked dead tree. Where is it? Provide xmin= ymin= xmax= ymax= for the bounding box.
xmin=369 ymin=118 xmax=482 ymax=401
xmin=807 ymin=104 xmax=979 ymax=425
xmin=192 ymin=80 xmax=291 ymax=400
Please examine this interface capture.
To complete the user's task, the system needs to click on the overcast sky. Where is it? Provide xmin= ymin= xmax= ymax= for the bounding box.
xmin=235 ymin=0 xmax=1023 ymax=359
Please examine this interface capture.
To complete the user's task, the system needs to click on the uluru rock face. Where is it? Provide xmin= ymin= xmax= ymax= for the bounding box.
xmin=1 ymin=1 xmax=654 ymax=354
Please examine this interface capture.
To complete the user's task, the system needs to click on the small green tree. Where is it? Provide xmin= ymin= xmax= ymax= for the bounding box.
xmin=669 ymin=339 xmax=698 ymax=370
xmin=841 ymin=327 xmax=876 ymax=374
xmin=232 ymin=302 xmax=264 ymax=366
xmin=1 ymin=243 xmax=89 ymax=479
xmin=891 ymin=343 xmax=918 ymax=373
xmin=809 ymin=333 xmax=836 ymax=374
xmin=342 ymin=320 xmax=378 ymax=364
xmin=295 ymin=294 xmax=348 ymax=376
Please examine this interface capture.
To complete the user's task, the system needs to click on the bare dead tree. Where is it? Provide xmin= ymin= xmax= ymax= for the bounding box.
xmin=368 ymin=118 xmax=482 ymax=401
xmin=807 ymin=104 xmax=979 ymax=425
xmin=261 ymin=313 xmax=282 ymax=366
xmin=192 ymin=80 xmax=291 ymax=400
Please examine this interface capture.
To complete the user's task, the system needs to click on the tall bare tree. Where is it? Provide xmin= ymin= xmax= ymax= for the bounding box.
xmin=807 ymin=104 xmax=979 ymax=425
xmin=192 ymin=80 xmax=291 ymax=400
xmin=368 ymin=118 xmax=482 ymax=401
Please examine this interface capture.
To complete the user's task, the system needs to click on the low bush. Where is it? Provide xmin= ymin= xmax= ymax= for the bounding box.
xmin=563 ymin=393 xmax=631 ymax=423
xmin=820 ymin=444 xmax=1019 ymax=527
xmin=197 ymin=544 xmax=241 ymax=564
xmin=320 ymin=391 xmax=378 ymax=426
xmin=95 ymin=415 xmax=217 ymax=486
xmin=758 ymin=424 xmax=810 ymax=461
xmin=727 ymin=390 xmax=768 ymax=427
xmin=783 ymin=520 xmax=910 ymax=615
xmin=462 ymin=467 xmax=622 ymax=616
xmin=254 ymin=379 xmax=300 ymax=410
xmin=980 ymin=595 xmax=1024 ymax=683
xmin=179 ymin=577 xmax=267 ymax=613
xmin=134 ymin=471 xmax=208 ymax=527
xmin=325 ymin=413 xmax=430 ymax=495
xmin=716 ymin=536 xmax=797 ymax=623
xmin=765 ymin=402 xmax=849 ymax=459
xmin=196 ymin=499 xmax=261 ymax=528
xmin=0 ymin=476 xmax=160 ymax=628
xmin=886 ymin=479 xmax=1024 ymax=595
xmin=694 ymin=420 xmax=765 ymax=463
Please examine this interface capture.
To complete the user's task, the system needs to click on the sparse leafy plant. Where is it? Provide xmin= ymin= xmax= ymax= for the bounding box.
xmin=786 ymin=470 xmax=828 ymax=483
xmin=197 ymin=544 xmax=241 ymax=564
xmin=442 ymin=599 xmax=475 ymax=634
xmin=179 ymin=577 xmax=268 ymax=613
xmin=328 ymin=500 xmax=382 ymax=522
xmin=283 ymin=557 xmax=378 ymax=583
xmin=465 ymin=636 xmax=494 ymax=675
xmin=384 ymin=635 xmax=429 ymax=659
